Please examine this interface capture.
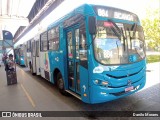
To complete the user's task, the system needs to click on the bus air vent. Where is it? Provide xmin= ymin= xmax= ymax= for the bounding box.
xmin=106 ymin=69 xmax=142 ymax=79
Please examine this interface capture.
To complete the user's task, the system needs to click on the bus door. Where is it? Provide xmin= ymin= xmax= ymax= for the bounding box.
xmin=35 ymin=40 xmax=40 ymax=75
xmin=67 ymin=27 xmax=81 ymax=94
xmin=31 ymin=40 xmax=36 ymax=73
xmin=23 ymin=44 xmax=28 ymax=67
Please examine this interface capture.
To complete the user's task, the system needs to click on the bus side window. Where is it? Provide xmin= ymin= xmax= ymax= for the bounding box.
xmin=19 ymin=48 xmax=24 ymax=56
xmin=36 ymin=41 xmax=39 ymax=57
xmin=40 ymin=31 xmax=48 ymax=51
xmin=48 ymin=26 xmax=59 ymax=51
xmin=79 ymin=33 xmax=87 ymax=61
xmin=32 ymin=41 xmax=36 ymax=57
xmin=27 ymin=40 xmax=31 ymax=52
xmin=67 ymin=32 xmax=73 ymax=59
xmin=75 ymin=29 xmax=80 ymax=59
xmin=79 ymin=24 xmax=88 ymax=68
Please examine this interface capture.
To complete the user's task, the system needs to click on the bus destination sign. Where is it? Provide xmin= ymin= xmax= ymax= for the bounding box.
xmin=94 ymin=6 xmax=139 ymax=22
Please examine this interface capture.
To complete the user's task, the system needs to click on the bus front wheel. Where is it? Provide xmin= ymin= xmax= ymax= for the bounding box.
xmin=57 ymin=73 xmax=67 ymax=95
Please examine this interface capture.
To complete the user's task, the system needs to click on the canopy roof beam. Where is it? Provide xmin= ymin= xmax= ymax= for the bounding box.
xmin=0 ymin=16 xmax=29 ymax=26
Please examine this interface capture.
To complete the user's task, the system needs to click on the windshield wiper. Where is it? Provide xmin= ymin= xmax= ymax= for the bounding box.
xmin=108 ymin=19 xmax=122 ymax=40
xmin=116 ymin=41 xmax=120 ymax=58
xmin=131 ymin=23 xmax=137 ymax=38
xmin=111 ymin=28 xmax=121 ymax=40
xmin=108 ymin=19 xmax=121 ymax=33
xmin=131 ymin=23 xmax=137 ymax=30
xmin=121 ymin=28 xmax=126 ymax=51
xmin=108 ymin=19 xmax=127 ymax=51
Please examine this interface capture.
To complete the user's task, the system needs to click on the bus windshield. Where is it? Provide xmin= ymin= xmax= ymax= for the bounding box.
xmin=19 ymin=49 xmax=24 ymax=56
xmin=94 ymin=21 xmax=145 ymax=65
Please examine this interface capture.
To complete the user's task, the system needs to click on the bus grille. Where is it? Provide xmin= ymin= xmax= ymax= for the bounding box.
xmin=106 ymin=69 xmax=142 ymax=79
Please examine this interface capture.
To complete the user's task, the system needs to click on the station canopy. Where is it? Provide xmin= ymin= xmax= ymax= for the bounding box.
xmin=0 ymin=0 xmax=64 ymax=42
xmin=0 ymin=0 xmax=36 ymax=40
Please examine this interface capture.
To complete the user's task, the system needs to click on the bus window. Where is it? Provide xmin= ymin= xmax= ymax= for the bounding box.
xmin=75 ymin=29 xmax=80 ymax=59
xmin=40 ymin=32 xmax=48 ymax=51
xmin=19 ymin=48 xmax=24 ymax=56
xmin=67 ymin=32 xmax=73 ymax=59
xmin=27 ymin=40 xmax=31 ymax=52
xmin=79 ymin=32 xmax=87 ymax=60
xmin=48 ymin=26 xmax=59 ymax=50
xmin=36 ymin=41 xmax=39 ymax=57
xmin=32 ymin=41 xmax=36 ymax=57
xmin=79 ymin=23 xmax=88 ymax=68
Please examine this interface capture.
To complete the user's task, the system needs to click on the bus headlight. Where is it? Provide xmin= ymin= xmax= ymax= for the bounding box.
xmin=94 ymin=80 xmax=109 ymax=87
xmin=94 ymin=80 xmax=99 ymax=84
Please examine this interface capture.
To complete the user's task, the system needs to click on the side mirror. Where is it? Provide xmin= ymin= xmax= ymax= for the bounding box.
xmin=88 ymin=16 xmax=96 ymax=35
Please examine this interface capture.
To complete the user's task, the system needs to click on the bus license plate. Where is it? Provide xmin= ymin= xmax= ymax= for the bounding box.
xmin=125 ymin=86 xmax=134 ymax=92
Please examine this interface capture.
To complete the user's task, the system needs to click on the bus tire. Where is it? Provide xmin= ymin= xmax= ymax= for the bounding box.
xmin=57 ymin=73 xmax=68 ymax=95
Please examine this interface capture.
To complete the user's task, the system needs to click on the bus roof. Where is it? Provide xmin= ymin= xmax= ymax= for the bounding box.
xmin=47 ymin=4 xmax=139 ymax=30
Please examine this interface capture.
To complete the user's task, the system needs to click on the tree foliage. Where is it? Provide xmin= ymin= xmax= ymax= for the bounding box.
xmin=142 ymin=9 xmax=160 ymax=50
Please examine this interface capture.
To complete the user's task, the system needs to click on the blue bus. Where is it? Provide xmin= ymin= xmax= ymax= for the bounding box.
xmin=14 ymin=44 xmax=26 ymax=66
xmin=26 ymin=4 xmax=146 ymax=104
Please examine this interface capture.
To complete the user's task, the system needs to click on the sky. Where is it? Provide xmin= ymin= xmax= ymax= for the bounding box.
xmin=14 ymin=0 xmax=160 ymax=46
xmin=55 ymin=0 xmax=159 ymax=20
xmin=40 ymin=0 xmax=159 ymax=30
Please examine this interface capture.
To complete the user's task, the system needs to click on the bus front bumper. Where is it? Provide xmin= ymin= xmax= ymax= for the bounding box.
xmin=89 ymin=75 xmax=146 ymax=104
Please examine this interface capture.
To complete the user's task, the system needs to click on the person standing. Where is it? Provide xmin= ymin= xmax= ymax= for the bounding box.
xmin=5 ymin=54 xmax=15 ymax=71
xmin=5 ymin=54 xmax=17 ymax=85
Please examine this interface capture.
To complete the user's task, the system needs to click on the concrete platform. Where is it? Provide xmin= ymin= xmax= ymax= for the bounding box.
xmin=0 ymin=63 xmax=160 ymax=120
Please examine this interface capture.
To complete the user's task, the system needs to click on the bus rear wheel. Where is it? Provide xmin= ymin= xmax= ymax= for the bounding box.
xmin=57 ymin=73 xmax=68 ymax=95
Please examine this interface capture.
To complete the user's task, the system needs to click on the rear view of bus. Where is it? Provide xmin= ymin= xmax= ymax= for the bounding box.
xmin=14 ymin=44 xmax=26 ymax=66
xmin=87 ymin=5 xmax=146 ymax=103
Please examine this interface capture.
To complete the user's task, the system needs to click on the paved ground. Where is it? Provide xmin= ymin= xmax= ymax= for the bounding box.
xmin=0 ymin=62 xmax=159 ymax=120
